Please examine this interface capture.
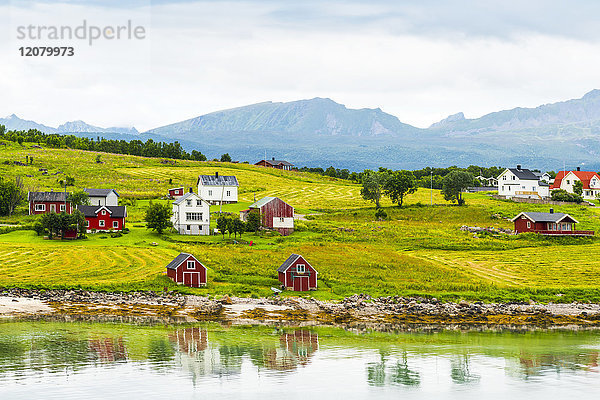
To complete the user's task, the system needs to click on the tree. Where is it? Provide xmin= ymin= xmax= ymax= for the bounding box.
xmin=145 ymin=202 xmax=172 ymax=234
xmin=220 ymin=153 xmax=232 ymax=162
xmin=68 ymin=190 xmax=90 ymax=206
xmin=573 ymin=180 xmax=583 ymax=196
xmin=245 ymin=211 xmax=261 ymax=232
xmin=0 ymin=176 xmax=25 ymax=216
xmin=216 ymin=215 xmax=228 ymax=238
xmin=441 ymin=171 xmax=474 ymax=206
xmin=71 ymin=209 xmax=87 ymax=238
xmin=384 ymin=170 xmax=417 ymax=207
xmin=233 ymin=218 xmax=245 ymax=238
xmin=551 ymin=189 xmax=583 ymax=203
xmin=360 ymin=170 xmax=387 ymax=208
xmin=226 ymin=216 xmax=235 ymax=238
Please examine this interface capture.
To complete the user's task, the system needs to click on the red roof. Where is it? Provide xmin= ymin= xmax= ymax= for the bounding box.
xmin=551 ymin=171 xmax=600 ymax=190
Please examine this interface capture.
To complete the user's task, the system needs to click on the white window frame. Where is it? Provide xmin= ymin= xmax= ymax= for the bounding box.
xmin=113 ymin=221 xmax=119 ymax=229
xmin=34 ymin=204 xmax=46 ymax=212
xmin=86 ymin=220 xmax=90 ymax=227
xmin=208 ymin=190 xmax=213 ymax=196
xmin=226 ymin=190 xmax=231 ymax=197
xmin=527 ymin=221 xmax=531 ymax=229
xmin=99 ymin=220 xmax=105 ymax=227
xmin=296 ymin=264 xmax=306 ymax=273
xmin=186 ymin=199 xmax=192 ymax=206
xmin=196 ymin=200 xmax=201 ymax=206
xmin=187 ymin=260 xmax=196 ymax=270
xmin=101 ymin=210 xmax=106 ymax=215
xmin=60 ymin=204 xmax=66 ymax=212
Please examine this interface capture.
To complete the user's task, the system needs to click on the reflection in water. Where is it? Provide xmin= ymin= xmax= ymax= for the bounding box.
xmin=450 ymin=355 xmax=480 ymax=384
xmin=367 ymin=351 xmax=421 ymax=387
xmin=264 ymin=330 xmax=319 ymax=371
xmin=518 ymin=350 xmax=599 ymax=377
xmin=88 ymin=337 xmax=127 ymax=363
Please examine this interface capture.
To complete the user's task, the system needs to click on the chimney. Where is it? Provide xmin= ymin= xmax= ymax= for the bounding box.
xmin=577 ymin=167 xmax=581 ymax=171
xmin=215 ymin=171 xmax=219 ymax=178
xmin=550 ymin=208 xmax=554 ymax=214
xmin=516 ymin=164 xmax=521 ymax=170
xmin=272 ymin=157 xmax=275 ymax=161
xmin=189 ymin=187 xmax=193 ymax=193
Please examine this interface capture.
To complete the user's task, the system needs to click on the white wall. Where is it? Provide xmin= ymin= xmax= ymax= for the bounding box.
xmin=89 ymin=192 xmax=118 ymax=206
xmin=198 ymin=185 xmax=238 ymax=204
xmin=273 ymin=217 xmax=294 ymax=228
xmin=171 ymin=194 xmax=210 ymax=235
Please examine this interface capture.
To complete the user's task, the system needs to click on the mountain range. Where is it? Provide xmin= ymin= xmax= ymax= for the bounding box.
xmin=4 ymin=90 xmax=600 ymax=171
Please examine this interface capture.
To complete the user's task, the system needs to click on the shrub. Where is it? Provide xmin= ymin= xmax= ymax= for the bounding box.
xmin=551 ymin=189 xmax=583 ymax=203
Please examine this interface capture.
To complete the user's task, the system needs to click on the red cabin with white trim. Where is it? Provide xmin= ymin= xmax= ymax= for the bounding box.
xmin=28 ymin=191 xmax=72 ymax=215
xmin=77 ymin=205 xmax=127 ymax=232
xmin=166 ymin=253 xmax=207 ymax=288
xmin=169 ymin=187 xmax=185 ymax=199
xmin=277 ymin=254 xmax=317 ymax=291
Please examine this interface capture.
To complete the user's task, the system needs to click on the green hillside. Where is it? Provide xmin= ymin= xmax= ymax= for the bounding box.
xmin=2 ymin=141 xmax=600 ymax=302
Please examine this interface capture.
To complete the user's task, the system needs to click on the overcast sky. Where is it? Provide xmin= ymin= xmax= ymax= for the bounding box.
xmin=2 ymin=0 xmax=600 ymax=131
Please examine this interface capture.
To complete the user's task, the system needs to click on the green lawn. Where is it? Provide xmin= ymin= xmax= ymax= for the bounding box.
xmin=2 ymin=141 xmax=600 ymax=301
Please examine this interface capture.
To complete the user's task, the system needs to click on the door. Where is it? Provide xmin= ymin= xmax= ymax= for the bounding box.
xmin=184 ymin=273 xmax=193 ymax=287
xmin=191 ymin=273 xmax=199 ymax=287
xmin=50 ymin=204 xmax=56 ymax=212
xmin=293 ymin=276 xmax=309 ymax=291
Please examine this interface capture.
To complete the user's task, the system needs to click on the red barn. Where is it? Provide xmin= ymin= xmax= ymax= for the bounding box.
xmin=241 ymin=196 xmax=294 ymax=236
xmin=28 ymin=191 xmax=72 ymax=215
xmin=165 ymin=253 xmax=207 ymax=288
xmin=277 ymin=254 xmax=317 ymax=291
xmin=511 ymin=210 xmax=594 ymax=236
xmin=77 ymin=205 xmax=127 ymax=232
xmin=255 ymin=157 xmax=294 ymax=171
xmin=168 ymin=187 xmax=185 ymax=199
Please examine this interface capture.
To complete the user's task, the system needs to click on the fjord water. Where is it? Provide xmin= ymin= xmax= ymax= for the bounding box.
xmin=1 ymin=322 xmax=599 ymax=399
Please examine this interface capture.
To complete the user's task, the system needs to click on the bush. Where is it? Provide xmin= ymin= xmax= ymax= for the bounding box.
xmin=110 ymin=232 xmax=122 ymax=238
xmin=551 ymin=189 xmax=583 ymax=203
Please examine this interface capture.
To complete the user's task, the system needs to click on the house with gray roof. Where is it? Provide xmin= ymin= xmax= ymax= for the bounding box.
xmin=84 ymin=188 xmax=119 ymax=206
xmin=197 ymin=172 xmax=239 ymax=205
xmin=497 ymin=165 xmax=550 ymax=199
xmin=171 ymin=192 xmax=210 ymax=235
xmin=28 ymin=191 xmax=72 ymax=215
xmin=511 ymin=209 xmax=593 ymax=236
xmin=255 ymin=157 xmax=294 ymax=171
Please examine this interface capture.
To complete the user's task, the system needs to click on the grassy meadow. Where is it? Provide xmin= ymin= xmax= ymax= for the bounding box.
xmin=2 ymin=141 xmax=600 ymax=302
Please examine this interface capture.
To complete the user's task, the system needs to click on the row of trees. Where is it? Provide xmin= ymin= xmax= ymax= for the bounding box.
xmin=33 ymin=210 xmax=86 ymax=239
xmin=0 ymin=126 xmax=208 ymax=162
xmin=360 ymin=168 xmax=475 ymax=207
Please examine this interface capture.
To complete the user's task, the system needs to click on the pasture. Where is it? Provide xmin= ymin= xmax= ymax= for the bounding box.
xmin=2 ymin=141 xmax=600 ymax=301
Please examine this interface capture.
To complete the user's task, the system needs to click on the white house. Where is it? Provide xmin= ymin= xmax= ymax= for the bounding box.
xmin=171 ymin=192 xmax=211 ymax=235
xmin=84 ymin=188 xmax=119 ymax=206
xmin=497 ymin=166 xmax=550 ymax=199
xmin=550 ymin=169 xmax=600 ymax=200
xmin=197 ymin=172 xmax=239 ymax=205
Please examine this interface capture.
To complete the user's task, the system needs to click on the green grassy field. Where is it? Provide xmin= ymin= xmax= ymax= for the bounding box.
xmin=2 ymin=141 xmax=600 ymax=302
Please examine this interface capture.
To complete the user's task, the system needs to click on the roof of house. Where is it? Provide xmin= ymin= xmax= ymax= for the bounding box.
xmin=165 ymin=253 xmax=198 ymax=270
xmin=28 ymin=191 xmax=68 ymax=202
xmin=505 ymin=168 xmax=540 ymax=180
xmin=550 ymin=170 xmax=600 ymax=190
xmin=511 ymin=211 xmax=579 ymax=224
xmin=197 ymin=175 xmax=239 ymax=186
xmin=84 ymin=188 xmax=119 ymax=198
xmin=77 ymin=205 xmax=127 ymax=218
xmin=249 ymin=196 xmax=277 ymax=209
xmin=168 ymin=187 xmax=184 ymax=191
xmin=173 ymin=191 xmax=205 ymax=205
xmin=260 ymin=159 xmax=294 ymax=166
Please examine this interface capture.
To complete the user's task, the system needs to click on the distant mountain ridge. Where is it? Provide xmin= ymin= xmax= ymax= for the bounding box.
xmin=4 ymin=90 xmax=600 ymax=170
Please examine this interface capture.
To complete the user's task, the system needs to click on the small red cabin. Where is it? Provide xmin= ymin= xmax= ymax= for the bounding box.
xmin=166 ymin=253 xmax=207 ymax=288
xmin=169 ymin=187 xmax=185 ymax=199
xmin=277 ymin=254 xmax=317 ymax=291
xmin=77 ymin=205 xmax=127 ymax=232
xmin=511 ymin=210 xmax=594 ymax=236
xmin=28 ymin=191 xmax=72 ymax=215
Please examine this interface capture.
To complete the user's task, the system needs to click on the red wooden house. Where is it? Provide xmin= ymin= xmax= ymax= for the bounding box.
xmin=255 ymin=157 xmax=294 ymax=171
xmin=511 ymin=210 xmax=594 ymax=236
xmin=28 ymin=191 xmax=72 ymax=215
xmin=77 ymin=205 xmax=127 ymax=232
xmin=241 ymin=196 xmax=294 ymax=236
xmin=277 ymin=254 xmax=317 ymax=291
xmin=166 ymin=253 xmax=207 ymax=288
xmin=168 ymin=187 xmax=185 ymax=199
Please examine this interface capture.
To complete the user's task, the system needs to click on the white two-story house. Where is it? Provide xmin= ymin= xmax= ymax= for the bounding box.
xmin=197 ymin=172 xmax=239 ymax=205
xmin=84 ymin=188 xmax=119 ymax=206
xmin=497 ymin=166 xmax=550 ymax=199
xmin=550 ymin=168 xmax=600 ymax=200
xmin=171 ymin=192 xmax=210 ymax=235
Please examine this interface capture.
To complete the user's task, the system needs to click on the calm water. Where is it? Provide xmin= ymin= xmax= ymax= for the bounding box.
xmin=1 ymin=321 xmax=599 ymax=399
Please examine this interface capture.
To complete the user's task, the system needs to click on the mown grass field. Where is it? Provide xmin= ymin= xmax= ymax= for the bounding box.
xmin=2 ymin=141 xmax=600 ymax=302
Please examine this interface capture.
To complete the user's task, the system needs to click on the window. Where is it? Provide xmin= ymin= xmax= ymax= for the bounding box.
xmin=50 ymin=204 xmax=56 ymax=212
xmin=34 ymin=204 xmax=45 ymax=212
xmin=296 ymin=264 xmax=306 ymax=273
xmin=187 ymin=225 xmax=191 ymax=230
xmin=521 ymin=186 xmax=525 ymax=189
xmin=99 ymin=220 xmax=105 ymax=227
xmin=113 ymin=221 xmax=119 ymax=229
xmin=86 ymin=220 xmax=90 ymax=227
xmin=512 ymin=176 xmax=515 ymax=180
xmin=60 ymin=204 xmax=66 ymax=212
xmin=567 ymin=180 xmax=570 ymax=184
xmin=532 ymin=187 xmax=536 ymax=191
xmin=280 ymin=217 xmax=284 ymax=222
xmin=196 ymin=200 xmax=201 ymax=206
xmin=527 ymin=221 xmax=531 ymax=228
xmin=503 ymin=176 xmax=506 ymax=180
xmin=186 ymin=212 xmax=203 ymax=221
xmin=101 ymin=210 xmax=106 ymax=215
xmin=226 ymin=190 xmax=231 ymax=196
xmin=186 ymin=199 xmax=192 ymax=206
xmin=208 ymin=190 xmax=213 ymax=196
xmin=187 ymin=260 xmax=196 ymax=270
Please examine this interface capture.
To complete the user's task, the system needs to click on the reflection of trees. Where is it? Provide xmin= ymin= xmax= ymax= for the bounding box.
xmin=263 ymin=330 xmax=319 ymax=371
xmin=450 ymin=355 xmax=480 ymax=384
xmin=367 ymin=350 xmax=420 ymax=387
xmin=148 ymin=338 xmax=175 ymax=367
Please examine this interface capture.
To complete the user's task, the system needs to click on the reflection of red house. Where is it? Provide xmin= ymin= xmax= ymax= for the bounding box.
xmin=277 ymin=254 xmax=318 ymax=291
xmin=88 ymin=337 xmax=128 ymax=362
xmin=264 ymin=330 xmax=319 ymax=370
xmin=77 ymin=205 xmax=127 ymax=232
xmin=511 ymin=210 xmax=594 ymax=236
xmin=28 ymin=191 xmax=72 ymax=215
xmin=169 ymin=327 xmax=208 ymax=354
xmin=169 ymin=187 xmax=185 ymax=199
xmin=166 ymin=253 xmax=207 ymax=287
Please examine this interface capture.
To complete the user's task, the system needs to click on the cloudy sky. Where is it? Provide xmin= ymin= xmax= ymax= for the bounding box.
xmin=2 ymin=0 xmax=600 ymax=131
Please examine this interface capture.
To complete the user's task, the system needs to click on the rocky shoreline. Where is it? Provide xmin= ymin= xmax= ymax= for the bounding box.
xmin=2 ymin=289 xmax=600 ymax=328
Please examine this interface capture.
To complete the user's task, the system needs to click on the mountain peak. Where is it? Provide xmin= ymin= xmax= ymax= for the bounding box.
xmin=429 ymin=112 xmax=465 ymax=129
xmin=582 ymin=89 xmax=600 ymax=99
